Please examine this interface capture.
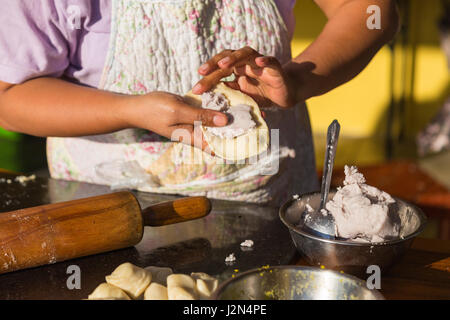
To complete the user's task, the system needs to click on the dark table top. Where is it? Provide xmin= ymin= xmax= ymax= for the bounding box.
xmin=0 ymin=172 xmax=297 ymax=300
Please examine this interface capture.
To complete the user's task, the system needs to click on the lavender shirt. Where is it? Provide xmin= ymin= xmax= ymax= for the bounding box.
xmin=0 ymin=0 xmax=296 ymax=88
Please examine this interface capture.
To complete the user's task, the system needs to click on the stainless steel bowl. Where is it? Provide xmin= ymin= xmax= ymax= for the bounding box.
xmin=279 ymin=192 xmax=427 ymax=276
xmin=212 ymin=266 xmax=384 ymax=300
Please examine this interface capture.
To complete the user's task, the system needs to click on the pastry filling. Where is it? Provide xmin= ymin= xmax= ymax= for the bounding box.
xmin=201 ymin=91 xmax=256 ymax=139
xmin=325 ymin=165 xmax=401 ymax=242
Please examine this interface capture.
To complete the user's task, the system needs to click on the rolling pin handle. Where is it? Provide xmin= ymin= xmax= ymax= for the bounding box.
xmin=141 ymin=196 xmax=212 ymax=227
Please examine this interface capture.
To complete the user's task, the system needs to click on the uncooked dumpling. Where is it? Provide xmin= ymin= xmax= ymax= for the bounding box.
xmin=184 ymin=83 xmax=269 ymax=161
xmin=105 ymin=262 xmax=152 ymax=299
xmin=88 ymin=283 xmax=131 ymax=300
xmin=167 ymin=274 xmax=197 ymax=300
xmin=144 ymin=283 xmax=168 ymax=300
xmin=144 ymin=266 xmax=173 ymax=286
xmin=191 ymin=272 xmax=219 ymax=299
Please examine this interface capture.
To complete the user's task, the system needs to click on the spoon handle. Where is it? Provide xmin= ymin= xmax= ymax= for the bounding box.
xmin=319 ymin=120 xmax=340 ymax=210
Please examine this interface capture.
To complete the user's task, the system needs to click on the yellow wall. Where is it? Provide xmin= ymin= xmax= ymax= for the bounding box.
xmin=291 ymin=0 xmax=449 ymax=166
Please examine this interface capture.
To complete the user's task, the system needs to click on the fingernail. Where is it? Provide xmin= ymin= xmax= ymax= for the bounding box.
xmin=193 ymin=83 xmax=202 ymax=93
xmin=219 ymin=56 xmax=230 ymax=66
xmin=213 ymin=114 xmax=227 ymax=126
xmin=257 ymin=56 xmax=267 ymax=64
xmin=199 ymin=64 xmax=209 ymax=72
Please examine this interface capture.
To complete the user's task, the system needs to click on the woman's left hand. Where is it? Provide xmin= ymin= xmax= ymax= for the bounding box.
xmin=193 ymin=47 xmax=296 ymax=108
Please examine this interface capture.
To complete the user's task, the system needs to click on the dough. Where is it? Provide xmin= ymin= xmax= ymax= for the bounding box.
xmin=325 ymin=165 xmax=400 ymax=242
xmin=146 ymin=142 xmax=246 ymax=186
xmin=168 ymin=287 xmax=197 ymax=300
xmin=144 ymin=283 xmax=168 ymax=300
xmin=105 ymin=262 xmax=152 ymax=299
xmin=191 ymin=272 xmax=218 ymax=299
xmin=88 ymin=283 xmax=131 ymax=300
xmin=144 ymin=266 xmax=173 ymax=286
xmin=184 ymin=82 xmax=269 ymax=161
xmin=167 ymin=274 xmax=197 ymax=300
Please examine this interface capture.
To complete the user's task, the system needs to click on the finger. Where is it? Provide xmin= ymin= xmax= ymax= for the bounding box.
xmin=217 ymin=46 xmax=261 ymax=69
xmin=255 ymin=56 xmax=282 ymax=68
xmin=176 ymin=102 xmax=228 ymax=127
xmin=198 ymin=50 xmax=234 ymax=75
xmin=234 ymin=64 xmax=264 ymax=79
xmin=193 ymin=47 xmax=262 ymax=94
xmin=223 ymin=80 xmax=240 ymax=91
xmin=254 ymin=56 xmax=284 ymax=77
xmin=192 ymin=67 xmax=234 ymax=94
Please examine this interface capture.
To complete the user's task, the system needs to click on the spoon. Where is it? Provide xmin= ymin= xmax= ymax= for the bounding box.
xmin=303 ymin=120 xmax=340 ymax=238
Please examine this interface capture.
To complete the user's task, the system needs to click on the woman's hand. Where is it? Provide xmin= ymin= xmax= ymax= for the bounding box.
xmin=192 ymin=47 xmax=297 ymax=109
xmin=128 ymin=91 xmax=228 ymax=150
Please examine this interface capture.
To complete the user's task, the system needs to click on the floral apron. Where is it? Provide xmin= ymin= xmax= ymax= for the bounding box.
xmin=47 ymin=0 xmax=319 ymax=205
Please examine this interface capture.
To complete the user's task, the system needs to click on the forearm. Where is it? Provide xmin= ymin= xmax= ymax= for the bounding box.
xmin=0 ymin=78 xmax=133 ymax=137
xmin=284 ymin=0 xmax=399 ymax=102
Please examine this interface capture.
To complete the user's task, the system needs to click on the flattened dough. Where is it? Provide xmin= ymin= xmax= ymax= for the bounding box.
xmin=88 ymin=283 xmax=131 ymax=300
xmin=167 ymin=274 xmax=197 ymax=300
xmin=105 ymin=262 xmax=152 ymax=299
xmin=191 ymin=272 xmax=219 ymax=299
xmin=144 ymin=283 xmax=168 ymax=300
xmin=185 ymin=82 xmax=269 ymax=161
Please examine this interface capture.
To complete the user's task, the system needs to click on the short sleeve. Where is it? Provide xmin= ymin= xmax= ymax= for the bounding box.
xmin=0 ymin=1 xmax=70 ymax=84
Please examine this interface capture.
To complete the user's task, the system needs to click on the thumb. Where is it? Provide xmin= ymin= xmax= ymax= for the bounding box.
xmin=178 ymin=104 xmax=228 ymax=127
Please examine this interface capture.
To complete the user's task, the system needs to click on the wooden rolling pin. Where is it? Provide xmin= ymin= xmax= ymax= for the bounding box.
xmin=0 ymin=192 xmax=211 ymax=274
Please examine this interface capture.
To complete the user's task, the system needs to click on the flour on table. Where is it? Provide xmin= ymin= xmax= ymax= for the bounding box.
xmin=225 ymin=253 xmax=236 ymax=263
xmin=240 ymin=240 xmax=254 ymax=248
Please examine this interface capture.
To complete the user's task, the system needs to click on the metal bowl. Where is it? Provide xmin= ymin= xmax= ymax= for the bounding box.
xmin=279 ymin=192 xmax=427 ymax=276
xmin=212 ymin=266 xmax=384 ymax=300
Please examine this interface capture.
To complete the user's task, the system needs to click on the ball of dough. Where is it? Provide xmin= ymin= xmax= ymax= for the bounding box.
xmin=191 ymin=272 xmax=219 ymax=299
xmin=88 ymin=283 xmax=131 ymax=300
xmin=144 ymin=282 xmax=168 ymax=300
xmin=105 ymin=262 xmax=151 ymax=299
xmin=144 ymin=266 xmax=173 ymax=286
xmin=167 ymin=274 xmax=197 ymax=300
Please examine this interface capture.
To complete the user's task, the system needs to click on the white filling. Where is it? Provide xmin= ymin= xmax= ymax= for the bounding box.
xmin=325 ymin=165 xmax=401 ymax=242
xmin=202 ymin=92 xmax=256 ymax=139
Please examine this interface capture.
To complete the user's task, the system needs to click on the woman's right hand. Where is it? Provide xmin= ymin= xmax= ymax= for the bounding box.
xmin=127 ymin=91 xmax=228 ymax=150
